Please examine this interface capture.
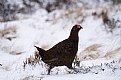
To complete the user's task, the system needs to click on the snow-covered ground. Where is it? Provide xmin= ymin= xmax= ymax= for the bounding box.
xmin=0 ymin=1 xmax=121 ymax=80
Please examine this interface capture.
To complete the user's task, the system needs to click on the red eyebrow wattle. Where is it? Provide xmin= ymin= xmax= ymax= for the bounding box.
xmin=74 ymin=24 xmax=81 ymax=26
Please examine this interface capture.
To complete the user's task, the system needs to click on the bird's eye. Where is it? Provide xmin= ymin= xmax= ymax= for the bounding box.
xmin=77 ymin=25 xmax=81 ymax=28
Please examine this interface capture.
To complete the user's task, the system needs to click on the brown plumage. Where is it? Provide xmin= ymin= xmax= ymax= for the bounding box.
xmin=35 ymin=24 xmax=83 ymax=74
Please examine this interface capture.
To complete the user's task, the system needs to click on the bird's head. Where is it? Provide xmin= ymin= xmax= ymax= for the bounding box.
xmin=72 ymin=24 xmax=83 ymax=31
xmin=69 ymin=24 xmax=83 ymax=41
xmin=73 ymin=24 xmax=83 ymax=29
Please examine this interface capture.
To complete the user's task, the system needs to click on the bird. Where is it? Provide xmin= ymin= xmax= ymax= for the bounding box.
xmin=35 ymin=24 xmax=83 ymax=74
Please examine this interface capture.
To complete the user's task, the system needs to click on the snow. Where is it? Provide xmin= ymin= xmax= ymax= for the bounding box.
xmin=0 ymin=0 xmax=121 ymax=80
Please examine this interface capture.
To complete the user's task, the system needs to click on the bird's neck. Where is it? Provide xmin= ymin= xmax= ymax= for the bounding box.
xmin=68 ymin=31 xmax=79 ymax=42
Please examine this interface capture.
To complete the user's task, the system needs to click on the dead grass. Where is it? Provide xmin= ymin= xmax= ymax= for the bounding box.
xmin=23 ymin=52 xmax=41 ymax=69
xmin=84 ymin=44 xmax=102 ymax=52
xmin=51 ymin=6 xmax=86 ymax=24
xmin=0 ymin=17 xmax=18 ymax=22
xmin=65 ymin=7 xmax=84 ymax=19
xmin=101 ymin=10 xmax=121 ymax=33
xmin=92 ymin=6 xmax=121 ymax=33
xmin=9 ymin=50 xmax=24 ymax=55
xmin=0 ymin=26 xmax=16 ymax=37
xmin=78 ymin=44 xmax=102 ymax=61
xmin=78 ymin=44 xmax=121 ymax=61
xmin=104 ymin=47 xmax=121 ymax=59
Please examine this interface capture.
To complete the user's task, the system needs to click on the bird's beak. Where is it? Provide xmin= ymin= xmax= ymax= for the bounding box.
xmin=77 ymin=26 xmax=83 ymax=29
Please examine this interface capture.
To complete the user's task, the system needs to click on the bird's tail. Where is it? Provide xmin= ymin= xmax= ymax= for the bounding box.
xmin=34 ymin=46 xmax=45 ymax=58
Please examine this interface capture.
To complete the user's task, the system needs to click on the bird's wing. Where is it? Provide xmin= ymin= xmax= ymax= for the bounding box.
xmin=49 ymin=40 xmax=75 ymax=60
xmin=44 ymin=58 xmax=58 ymax=63
xmin=44 ymin=39 xmax=77 ymax=62
xmin=44 ymin=58 xmax=61 ymax=65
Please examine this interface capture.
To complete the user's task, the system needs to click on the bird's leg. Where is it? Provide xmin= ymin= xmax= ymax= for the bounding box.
xmin=67 ymin=65 xmax=73 ymax=69
xmin=66 ymin=65 xmax=78 ymax=74
xmin=47 ymin=66 xmax=53 ymax=75
xmin=66 ymin=65 xmax=74 ymax=74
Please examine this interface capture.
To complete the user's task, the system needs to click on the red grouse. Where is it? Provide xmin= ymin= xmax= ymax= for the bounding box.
xmin=35 ymin=24 xmax=83 ymax=74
